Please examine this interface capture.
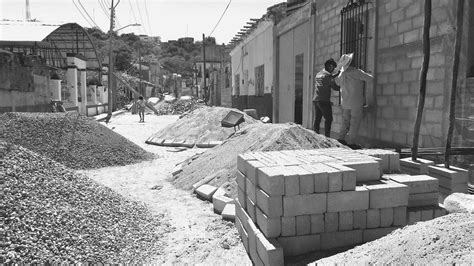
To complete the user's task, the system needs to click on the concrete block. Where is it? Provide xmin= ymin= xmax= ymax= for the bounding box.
xmin=428 ymin=164 xmax=468 ymax=190
xmin=246 ymin=160 xmax=266 ymax=184
xmin=327 ymin=186 xmax=369 ymax=212
xmin=237 ymin=153 xmax=256 ymax=174
xmin=171 ymin=164 xmax=183 ymax=176
xmin=247 ymin=221 xmax=261 ymax=265
xmin=408 ymin=192 xmax=439 ymax=207
xmin=276 ymin=235 xmax=321 ymax=256
xmin=236 ymin=170 xmax=246 ymax=191
xmin=213 ymin=194 xmax=234 ymax=214
xmin=310 ymin=214 xmax=325 ymax=234
xmin=256 ymin=234 xmax=284 ymax=266
xmin=388 ymin=152 xmax=400 ymax=172
xmin=434 ymin=205 xmax=447 ymax=218
xmin=321 ymin=230 xmax=363 ymax=250
xmin=246 ymin=178 xmax=257 ymax=203
xmin=326 ymin=163 xmax=357 ymax=191
xmin=388 ymin=174 xmax=439 ymax=194
xmin=325 ymin=212 xmax=339 ymax=232
xmin=366 ymin=209 xmax=380 ymax=228
xmin=222 ymin=203 xmax=235 ymax=221
xmin=420 ymin=208 xmax=433 ymax=221
xmin=353 ymin=210 xmax=367 ymax=229
xmin=325 ymin=165 xmax=343 ymax=192
xmin=283 ymin=193 xmax=327 ymax=216
xmin=247 ymin=197 xmax=257 ymax=222
xmin=296 ymin=215 xmax=311 ymax=235
xmin=256 ymin=207 xmax=281 ymax=238
xmin=192 ymin=169 xmax=226 ymax=192
xmin=400 ymin=157 xmax=434 ymax=174
xmin=363 ymin=227 xmax=398 ymax=242
xmin=236 ymin=217 xmax=249 ymax=252
xmin=238 ymin=187 xmax=246 ymax=210
xmin=257 ymin=166 xmax=285 ymax=196
xmin=365 ymin=180 xmax=409 ymax=208
xmin=195 ymin=184 xmax=218 ymax=201
xmin=300 ymin=164 xmax=329 ymax=192
xmin=393 ymin=206 xmax=407 ymax=226
xmin=281 ymin=216 xmax=296 ymax=237
xmin=341 ymin=160 xmax=381 ymax=181
xmin=297 ymin=167 xmax=314 ymax=194
xmin=380 ymin=207 xmax=394 ymax=227
xmin=339 ymin=211 xmax=353 ymax=231
xmin=255 ymin=188 xmax=282 ymax=219
xmin=283 ymin=166 xmax=300 ymax=196
xmin=407 ymin=208 xmax=421 ymax=225
xmin=213 ymin=187 xmax=228 ymax=198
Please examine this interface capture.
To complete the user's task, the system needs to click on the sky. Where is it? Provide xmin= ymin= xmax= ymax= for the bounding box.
xmin=0 ymin=0 xmax=284 ymax=43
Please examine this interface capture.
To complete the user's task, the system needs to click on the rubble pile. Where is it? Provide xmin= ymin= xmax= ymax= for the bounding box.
xmin=154 ymin=97 xmax=205 ymax=115
xmin=173 ymin=123 xmax=346 ymax=197
xmin=0 ymin=112 xmax=153 ymax=169
xmin=0 ymin=141 xmax=166 ymax=264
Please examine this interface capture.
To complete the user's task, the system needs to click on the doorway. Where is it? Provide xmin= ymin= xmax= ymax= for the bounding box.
xmin=294 ymin=53 xmax=304 ymax=124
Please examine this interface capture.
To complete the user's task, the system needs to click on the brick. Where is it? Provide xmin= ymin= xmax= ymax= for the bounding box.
xmin=246 ymin=160 xmax=266 ymax=185
xmin=367 ymin=209 xmax=380 ymax=229
xmin=434 ymin=205 xmax=447 ymax=218
xmin=298 ymin=167 xmax=314 ymax=194
xmin=321 ymin=230 xmax=363 ymax=250
xmin=407 ymin=208 xmax=421 ymax=225
xmin=326 ymin=166 xmax=343 ymax=192
xmin=353 ymin=210 xmax=367 ymax=229
xmin=277 ymin=235 xmax=321 ymax=256
xmin=236 ymin=170 xmax=246 ymax=191
xmin=388 ymin=153 xmax=400 ymax=172
xmin=339 ymin=211 xmax=353 ymax=231
xmin=388 ymin=174 xmax=439 ymax=194
xmin=256 ymin=188 xmax=283 ymax=218
xmin=428 ymin=165 xmax=469 ymax=186
xmin=327 ymin=186 xmax=369 ymax=212
xmin=363 ymin=227 xmax=398 ymax=242
xmin=246 ymin=178 xmax=257 ymax=203
xmin=400 ymin=157 xmax=435 ymax=174
xmin=341 ymin=160 xmax=381 ymax=181
xmin=393 ymin=206 xmax=407 ymax=226
xmin=247 ymin=197 xmax=257 ymax=222
xmin=420 ymin=208 xmax=434 ymax=221
xmin=222 ymin=203 xmax=235 ymax=221
xmin=300 ymin=164 xmax=329 ymax=192
xmin=257 ymin=166 xmax=285 ymax=196
xmin=326 ymin=163 xmax=357 ymax=191
xmin=245 ymin=217 xmax=261 ymax=264
xmin=296 ymin=215 xmax=311 ymax=235
xmin=325 ymin=212 xmax=339 ymax=232
xmin=310 ymin=214 xmax=325 ymax=234
xmin=380 ymin=207 xmax=394 ymax=227
xmin=283 ymin=193 xmax=327 ymax=216
xmin=408 ymin=192 xmax=439 ymax=207
xmin=365 ymin=180 xmax=409 ymax=208
xmin=237 ymin=153 xmax=256 ymax=174
xmin=213 ymin=194 xmax=234 ymax=214
xmin=238 ymin=187 xmax=246 ymax=210
xmin=281 ymin=216 xmax=296 ymax=236
xmin=195 ymin=184 xmax=218 ymax=201
xmin=283 ymin=166 xmax=300 ymax=195
xmin=256 ymin=207 xmax=281 ymax=238
xmin=256 ymin=234 xmax=284 ymax=266
xmin=236 ymin=217 xmax=249 ymax=252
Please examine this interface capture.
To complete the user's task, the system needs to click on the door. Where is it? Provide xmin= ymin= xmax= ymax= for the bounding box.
xmin=294 ymin=54 xmax=304 ymax=124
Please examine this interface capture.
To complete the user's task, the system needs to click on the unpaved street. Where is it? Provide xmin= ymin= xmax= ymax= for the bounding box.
xmin=79 ymin=112 xmax=251 ymax=264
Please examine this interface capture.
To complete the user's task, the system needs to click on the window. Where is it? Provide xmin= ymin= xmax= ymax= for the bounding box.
xmin=255 ymin=65 xmax=265 ymax=96
xmin=234 ymin=74 xmax=240 ymax=96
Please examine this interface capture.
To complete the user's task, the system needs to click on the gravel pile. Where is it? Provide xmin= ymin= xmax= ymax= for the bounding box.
xmin=0 ymin=140 xmax=167 ymax=264
xmin=0 ymin=112 xmax=153 ymax=169
xmin=154 ymin=98 xmax=205 ymax=115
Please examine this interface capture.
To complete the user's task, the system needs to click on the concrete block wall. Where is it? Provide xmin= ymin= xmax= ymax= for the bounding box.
xmin=235 ymin=148 xmax=445 ymax=264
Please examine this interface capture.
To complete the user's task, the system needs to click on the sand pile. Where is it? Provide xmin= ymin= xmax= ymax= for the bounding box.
xmin=315 ymin=212 xmax=473 ymax=264
xmin=154 ymin=97 xmax=205 ymax=115
xmin=0 ymin=112 xmax=153 ymax=169
xmin=173 ymin=123 xmax=346 ymax=197
xmin=0 ymin=141 xmax=166 ymax=264
xmin=148 ymin=106 xmax=259 ymax=146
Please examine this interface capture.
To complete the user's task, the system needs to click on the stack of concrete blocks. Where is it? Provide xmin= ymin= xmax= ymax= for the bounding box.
xmin=399 ymin=157 xmax=435 ymax=175
xmin=234 ymin=148 xmax=442 ymax=264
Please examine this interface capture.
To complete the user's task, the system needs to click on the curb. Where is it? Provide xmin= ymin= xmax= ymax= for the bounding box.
xmin=95 ymin=109 xmax=127 ymax=122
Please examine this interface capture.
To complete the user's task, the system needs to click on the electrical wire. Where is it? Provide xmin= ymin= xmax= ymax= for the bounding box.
xmin=128 ymin=0 xmax=139 ymax=24
xmin=97 ymin=0 xmax=110 ymax=19
xmin=72 ymin=0 xmax=94 ymax=27
xmin=77 ymin=0 xmax=101 ymax=29
xmin=208 ymin=0 xmax=232 ymax=37
xmin=143 ymin=0 xmax=153 ymax=35
xmin=135 ymin=0 xmax=148 ymax=35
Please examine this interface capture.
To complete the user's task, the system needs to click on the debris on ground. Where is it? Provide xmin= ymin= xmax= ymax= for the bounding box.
xmin=0 ymin=112 xmax=154 ymax=169
xmin=314 ymin=212 xmax=473 ymax=264
xmin=443 ymin=193 xmax=474 ymax=213
xmin=173 ymin=123 xmax=346 ymax=198
xmin=153 ymin=97 xmax=205 ymax=115
xmin=0 ymin=141 xmax=167 ymax=264
xmin=148 ymin=106 xmax=259 ymax=146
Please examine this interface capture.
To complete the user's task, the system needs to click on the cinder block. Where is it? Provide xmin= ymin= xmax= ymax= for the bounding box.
xmin=326 ymin=163 xmax=357 ymax=191
xmin=434 ymin=205 xmax=447 ymax=218
xmin=326 ymin=166 xmax=343 ymax=192
xmin=380 ymin=207 xmax=394 ymax=227
xmin=171 ymin=164 xmax=183 ymax=176
xmin=353 ymin=210 xmax=367 ymax=229
xmin=327 ymin=186 xmax=369 ymax=212
xmin=222 ymin=203 xmax=235 ymax=221
xmin=237 ymin=153 xmax=256 ymax=174
xmin=276 ymin=235 xmax=321 ymax=256
xmin=236 ymin=217 xmax=249 ymax=252
xmin=256 ymin=234 xmax=284 ymax=266
xmin=339 ymin=211 xmax=353 ymax=231
xmin=428 ymin=165 xmax=469 ymax=193
xmin=256 ymin=188 xmax=283 ymax=218
xmin=407 ymin=208 xmax=421 ymax=225
xmin=281 ymin=216 xmax=296 ymax=236
xmin=400 ymin=157 xmax=434 ymax=175
xmin=296 ymin=215 xmax=311 ymax=235
xmin=213 ymin=194 xmax=234 ymax=214
xmin=257 ymin=166 xmax=285 ymax=196
xmin=388 ymin=152 xmax=400 ymax=172
xmin=283 ymin=193 xmax=327 ymax=216
xmin=393 ymin=206 xmax=407 ymax=226
xmin=420 ymin=208 xmax=433 ymax=221
xmin=213 ymin=187 xmax=228 ymax=198
xmin=238 ymin=187 xmax=246 ymax=210
xmin=283 ymin=166 xmax=300 ymax=195
xmin=321 ymin=230 xmax=363 ymax=250
xmin=325 ymin=212 xmax=339 ymax=232
xmin=256 ymin=207 xmax=281 ymax=238
xmin=195 ymin=184 xmax=218 ymax=201
xmin=388 ymin=174 xmax=439 ymax=194
xmin=408 ymin=192 xmax=439 ymax=207
xmin=341 ymin=160 xmax=381 ymax=181
xmin=365 ymin=180 xmax=409 ymax=208
xmin=298 ymin=167 xmax=314 ymax=194
xmin=363 ymin=227 xmax=398 ymax=242
xmin=300 ymin=164 xmax=329 ymax=192
xmin=236 ymin=170 xmax=246 ymax=191
xmin=246 ymin=160 xmax=266 ymax=184
xmin=247 ymin=197 xmax=257 ymax=222
xmin=246 ymin=178 xmax=257 ymax=203
xmin=366 ymin=209 xmax=380 ymax=228
xmin=310 ymin=214 xmax=325 ymax=234
xmin=246 ymin=216 xmax=261 ymax=264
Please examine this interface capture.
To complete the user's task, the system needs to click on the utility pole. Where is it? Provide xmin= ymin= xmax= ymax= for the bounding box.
xmin=138 ymin=43 xmax=142 ymax=96
xmin=202 ymin=33 xmax=207 ymax=102
xmin=25 ymin=0 xmax=31 ymax=21
xmin=107 ymin=0 xmax=120 ymax=117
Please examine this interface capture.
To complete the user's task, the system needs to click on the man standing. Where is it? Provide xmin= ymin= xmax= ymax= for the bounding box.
xmin=335 ymin=53 xmax=374 ymax=145
xmin=313 ymin=58 xmax=340 ymax=137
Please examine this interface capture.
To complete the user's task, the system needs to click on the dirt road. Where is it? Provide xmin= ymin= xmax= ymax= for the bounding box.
xmin=79 ymin=112 xmax=251 ymax=264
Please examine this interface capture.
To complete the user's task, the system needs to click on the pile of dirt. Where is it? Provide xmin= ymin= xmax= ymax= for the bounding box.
xmin=315 ymin=212 xmax=473 ymax=264
xmin=0 ymin=141 xmax=166 ymax=264
xmin=149 ymin=106 xmax=259 ymax=144
xmin=173 ymin=123 xmax=346 ymax=197
xmin=0 ymin=112 xmax=153 ymax=169
xmin=154 ymin=97 xmax=205 ymax=115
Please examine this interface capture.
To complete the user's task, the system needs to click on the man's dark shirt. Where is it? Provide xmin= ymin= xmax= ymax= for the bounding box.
xmin=313 ymin=69 xmax=340 ymax=102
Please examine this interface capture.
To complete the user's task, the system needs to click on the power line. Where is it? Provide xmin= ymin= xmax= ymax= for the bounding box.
xmin=97 ymin=0 xmax=110 ymax=19
xmin=128 ymin=0 xmax=138 ymax=24
xmin=143 ymin=0 xmax=153 ymax=35
xmin=77 ymin=0 xmax=101 ymax=28
xmin=209 ymin=0 xmax=232 ymax=37
xmin=72 ymin=0 xmax=94 ymax=27
xmin=134 ymin=0 xmax=147 ymax=35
